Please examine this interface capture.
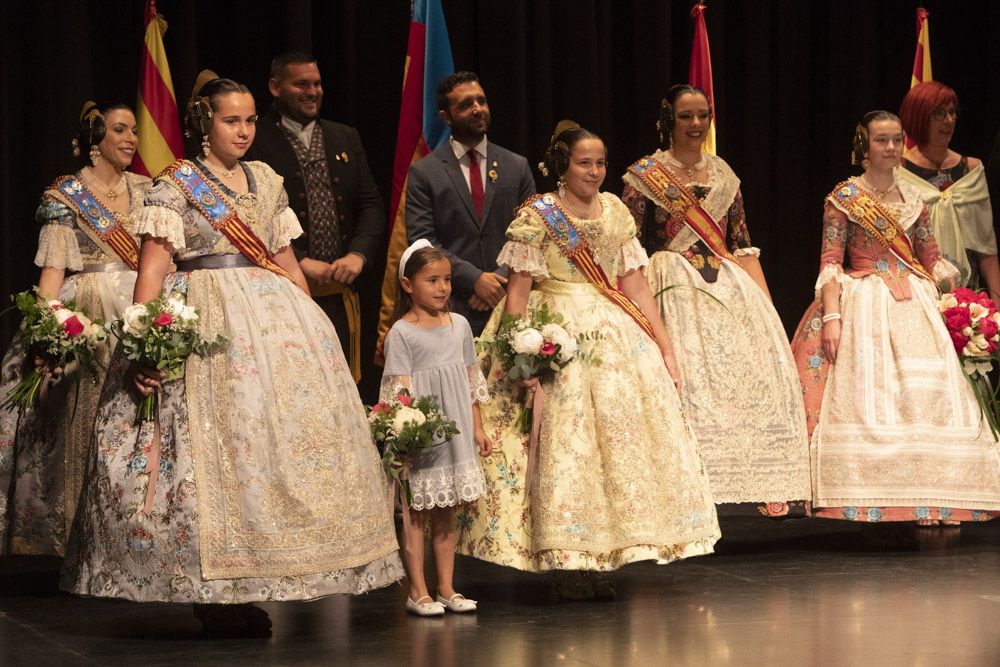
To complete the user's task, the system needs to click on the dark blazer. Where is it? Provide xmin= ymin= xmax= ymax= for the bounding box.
xmin=247 ymin=106 xmax=385 ymax=262
xmin=406 ymin=140 xmax=536 ymax=331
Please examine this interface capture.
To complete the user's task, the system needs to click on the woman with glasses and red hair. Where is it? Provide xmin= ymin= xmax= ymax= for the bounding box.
xmin=898 ymin=81 xmax=999 ymax=305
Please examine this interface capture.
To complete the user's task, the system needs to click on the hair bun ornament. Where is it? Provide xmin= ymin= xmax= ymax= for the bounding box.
xmin=184 ymin=69 xmax=220 ymax=139
xmin=398 ymin=238 xmax=434 ymax=279
xmin=73 ymin=99 xmax=104 ymax=157
xmin=549 ymin=119 xmax=581 ymax=148
xmin=537 ymin=161 xmax=549 ymax=177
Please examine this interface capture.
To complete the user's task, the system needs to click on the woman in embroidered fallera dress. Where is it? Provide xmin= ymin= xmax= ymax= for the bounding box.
xmin=897 ymin=81 xmax=1000 ymax=304
xmin=60 ymin=73 xmax=402 ymax=635
xmin=790 ymin=110 xmax=1000 ymax=526
xmin=0 ymin=101 xmax=150 ymax=556
xmin=621 ymin=85 xmax=810 ymax=517
xmin=457 ymin=121 xmax=719 ymax=593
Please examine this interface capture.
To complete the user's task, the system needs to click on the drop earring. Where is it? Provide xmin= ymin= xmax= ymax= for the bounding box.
xmin=89 ymin=144 xmax=101 ymax=167
xmin=202 ymin=135 xmax=211 ymax=158
xmin=558 ymin=179 xmax=566 ymax=199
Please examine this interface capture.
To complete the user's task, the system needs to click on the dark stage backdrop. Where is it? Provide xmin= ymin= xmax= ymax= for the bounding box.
xmin=3 ymin=1 xmax=1000 ymax=370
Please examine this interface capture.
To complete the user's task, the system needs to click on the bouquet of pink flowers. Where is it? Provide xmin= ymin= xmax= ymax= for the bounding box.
xmin=939 ymin=287 xmax=1000 ymax=438
xmin=368 ymin=389 xmax=459 ymax=506
xmin=478 ymin=303 xmax=598 ymax=431
xmin=110 ymin=293 xmax=227 ymax=423
xmin=1 ymin=289 xmax=106 ymax=413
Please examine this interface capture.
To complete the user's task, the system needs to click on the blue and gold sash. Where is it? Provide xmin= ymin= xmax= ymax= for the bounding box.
xmin=527 ymin=194 xmax=655 ymax=339
xmin=53 ymin=175 xmax=140 ymax=270
xmin=162 ymin=160 xmax=294 ymax=283
xmin=829 ymin=180 xmax=934 ymax=283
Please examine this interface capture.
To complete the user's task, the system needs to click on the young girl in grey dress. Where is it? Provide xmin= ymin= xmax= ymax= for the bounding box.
xmin=382 ymin=240 xmax=492 ymax=616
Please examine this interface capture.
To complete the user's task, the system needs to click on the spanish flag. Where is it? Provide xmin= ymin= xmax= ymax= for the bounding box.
xmin=911 ymin=7 xmax=932 ymax=88
xmin=375 ymin=0 xmax=454 ymax=362
xmin=688 ymin=2 xmax=716 ymax=155
xmin=133 ymin=0 xmax=184 ymax=178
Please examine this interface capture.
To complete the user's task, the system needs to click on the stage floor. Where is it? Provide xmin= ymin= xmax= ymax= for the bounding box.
xmin=1 ymin=516 xmax=998 ymax=666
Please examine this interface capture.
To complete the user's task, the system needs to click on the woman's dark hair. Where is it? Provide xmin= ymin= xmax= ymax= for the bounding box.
xmin=73 ymin=100 xmax=133 ymax=162
xmin=658 ymin=84 xmax=711 ymax=148
xmin=391 ymin=246 xmax=451 ymax=326
xmin=851 ymin=110 xmax=901 ymax=166
xmin=541 ymin=121 xmax=603 ymax=180
xmin=184 ymin=76 xmax=252 ymax=138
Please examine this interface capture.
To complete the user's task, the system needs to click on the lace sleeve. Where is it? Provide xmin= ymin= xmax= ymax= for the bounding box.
xmin=269 ymin=189 xmax=303 ymax=252
xmin=467 ymin=363 xmax=490 ymax=403
xmin=496 ymin=241 xmax=549 ymax=278
xmin=378 ymin=375 xmax=412 ymax=403
xmin=617 ymin=236 xmax=649 ymax=276
xmin=34 ymin=199 xmax=83 ymax=270
xmin=135 ymin=180 xmax=187 ymax=252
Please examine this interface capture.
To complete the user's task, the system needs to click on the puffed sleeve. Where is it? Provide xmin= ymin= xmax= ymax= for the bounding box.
xmin=814 ymin=200 xmax=852 ymax=296
xmin=269 ymin=187 xmax=304 ymax=253
xmin=610 ymin=195 xmax=649 ymax=276
xmin=379 ymin=324 xmax=413 ymax=402
xmin=461 ymin=317 xmax=489 ymax=403
xmin=134 ymin=180 xmax=188 ymax=253
xmin=496 ymin=207 xmax=550 ymax=279
xmin=33 ymin=197 xmax=83 ymax=271
xmin=727 ymin=190 xmax=761 ymax=258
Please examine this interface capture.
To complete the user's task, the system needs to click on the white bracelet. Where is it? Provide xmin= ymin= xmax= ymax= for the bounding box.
xmin=822 ymin=313 xmax=842 ymax=323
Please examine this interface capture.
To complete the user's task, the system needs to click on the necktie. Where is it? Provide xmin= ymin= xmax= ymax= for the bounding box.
xmin=468 ymin=149 xmax=484 ymax=220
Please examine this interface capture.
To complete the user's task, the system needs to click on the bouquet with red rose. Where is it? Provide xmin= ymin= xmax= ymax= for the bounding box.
xmin=110 ymin=293 xmax=228 ymax=423
xmin=367 ymin=389 xmax=459 ymax=506
xmin=938 ymin=287 xmax=1000 ymax=438
xmin=477 ymin=303 xmax=599 ymax=432
xmin=1 ymin=289 xmax=106 ymax=413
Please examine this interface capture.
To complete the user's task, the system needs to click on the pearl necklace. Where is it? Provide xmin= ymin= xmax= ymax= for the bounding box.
xmin=81 ymin=167 xmax=127 ymax=201
xmin=203 ymin=158 xmax=241 ymax=180
xmin=665 ymin=150 xmax=706 ymax=179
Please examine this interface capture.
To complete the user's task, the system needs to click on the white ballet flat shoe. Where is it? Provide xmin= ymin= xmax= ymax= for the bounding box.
xmin=436 ymin=593 xmax=478 ymax=613
xmin=406 ymin=596 xmax=445 ymax=617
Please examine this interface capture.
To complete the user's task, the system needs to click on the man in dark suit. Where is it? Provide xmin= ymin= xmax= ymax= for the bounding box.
xmin=247 ymin=52 xmax=384 ymax=384
xmin=406 ymin=71 xmax=536 ymax=334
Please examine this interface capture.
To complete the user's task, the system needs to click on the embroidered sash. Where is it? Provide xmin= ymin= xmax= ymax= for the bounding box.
xmin=626 ymin=157 xmax=738 ymax=262
xmin=829 ymin=180 xmax=934 ymax=282
xmin=528 ymin=194 xmax=655 ymax=339
xmin=53 ymin=175 xmax=140 ymax=270
xmin=162 ymin=160 xmax=294 ymax=282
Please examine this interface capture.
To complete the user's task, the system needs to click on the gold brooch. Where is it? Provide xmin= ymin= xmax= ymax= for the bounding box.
xmin=489 ymin=161 xmax=498 ymax=182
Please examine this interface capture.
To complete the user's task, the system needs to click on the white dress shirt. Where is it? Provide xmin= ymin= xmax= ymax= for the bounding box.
xmin=449 ymin=136 xmax=489 ymax=192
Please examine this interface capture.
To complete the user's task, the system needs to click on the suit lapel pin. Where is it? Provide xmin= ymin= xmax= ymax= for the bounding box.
xmin=489 ymin=161 xmax=498 ymax=183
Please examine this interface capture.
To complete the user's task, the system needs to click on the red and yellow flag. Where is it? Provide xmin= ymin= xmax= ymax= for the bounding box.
xmin=375 ymin=0 xmax=454 ymax=363
xmin=133 ymin=0 xmax=184 ymax=178
xmin=911 ymin=7 xmax=932 ymax=88
xmin=688 ymin=2 xmax=716 ymax=155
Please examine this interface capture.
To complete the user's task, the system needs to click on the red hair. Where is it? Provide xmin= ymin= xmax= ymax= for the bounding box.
xmin=899 ymin=81 xmax=959 ymax=146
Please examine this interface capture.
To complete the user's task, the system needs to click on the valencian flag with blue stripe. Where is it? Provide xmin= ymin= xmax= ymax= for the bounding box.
xmin=133 ymin=0 xmax=185 ymax=177
xmin=376 ymin=0 xmax=454 ymax=362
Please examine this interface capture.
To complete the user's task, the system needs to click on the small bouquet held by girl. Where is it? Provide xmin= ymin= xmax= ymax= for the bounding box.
xmin=1 ymin=289 xmax=106 ymax=413
xmin=368 ymin=390 xmax=460 ymax=506
xmin=939 ymin=286 xmax=1000 ymax=439
xmin=110 ymin=292 xmax=227 ymax=423
xmin=477 ymin=302 xmax=597 ymax=432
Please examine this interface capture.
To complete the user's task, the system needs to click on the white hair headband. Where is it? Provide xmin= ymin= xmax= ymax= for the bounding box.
xmin=398 ymin=239 xmax=434 ymax=279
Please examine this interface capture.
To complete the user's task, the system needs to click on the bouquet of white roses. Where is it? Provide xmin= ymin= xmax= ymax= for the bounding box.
xmin=478 ymin=303 xmax=598 ymax=431
xmin=1 ymin=289 xmax=106 ymax=413
xmin=368 ymin=389 xmax=459 ymax=506
xmin=110 ymin=292 xmax=227 ymax=423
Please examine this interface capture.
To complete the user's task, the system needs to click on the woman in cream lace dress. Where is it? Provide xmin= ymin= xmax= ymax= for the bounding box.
xmin=458 ymin=123 xmax=719 ymax=577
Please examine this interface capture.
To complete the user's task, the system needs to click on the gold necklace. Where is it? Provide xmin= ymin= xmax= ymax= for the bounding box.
xmin=860 ymin=175 xmax=897 ymax=201
xmin=665 ymin=150 xmax=706 ymax=179
xmin=81 ymin=167 xmax=126 ymax=201
xmin=558 ymin=194 xmax=600 ymax=219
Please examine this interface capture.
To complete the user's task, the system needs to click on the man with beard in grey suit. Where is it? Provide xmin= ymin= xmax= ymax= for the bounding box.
xmin=405 ymin=71 xmax=536 ymax=334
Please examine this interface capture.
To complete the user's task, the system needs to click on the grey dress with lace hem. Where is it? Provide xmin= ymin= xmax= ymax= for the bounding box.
xmin=381 ymin=313 xmax=489 ymax=510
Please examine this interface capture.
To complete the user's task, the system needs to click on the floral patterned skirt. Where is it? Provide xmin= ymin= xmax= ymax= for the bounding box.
xmin=457 ymin=279 xmax=720 ymax=572
xmin=0 ymin=270 xmax=134 ymax=556
xmin=647 ymin=251 xmax=811 ymax=505
xmin=60 ymin=267 xmax=402 ymax=603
